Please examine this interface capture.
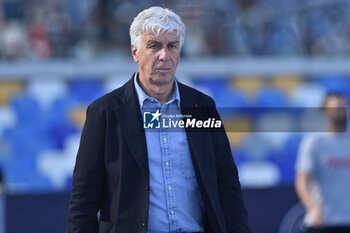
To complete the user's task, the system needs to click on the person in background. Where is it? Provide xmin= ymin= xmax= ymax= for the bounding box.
xmin=295 ymin=93 xmax=350 ymax=233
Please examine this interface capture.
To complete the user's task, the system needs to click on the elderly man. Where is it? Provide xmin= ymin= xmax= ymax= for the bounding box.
xmin=68 ymin=6 xmax=250 ymax=233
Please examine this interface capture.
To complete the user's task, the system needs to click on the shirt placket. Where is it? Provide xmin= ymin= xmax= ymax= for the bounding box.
xmin=160 ymin=106 xmax=178 ymax=232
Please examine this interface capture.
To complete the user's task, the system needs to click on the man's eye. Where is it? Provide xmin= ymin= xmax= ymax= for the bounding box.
xmin=149 ymin=44 xmax=158 ymax=48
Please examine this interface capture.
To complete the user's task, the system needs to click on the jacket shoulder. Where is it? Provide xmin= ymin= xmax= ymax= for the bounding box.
xmin=87 ymin=82 xmax=128 ymax=115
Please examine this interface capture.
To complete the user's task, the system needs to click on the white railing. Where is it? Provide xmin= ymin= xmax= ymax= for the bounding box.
xmin=0 ymin=57 xmax=349 ymax=80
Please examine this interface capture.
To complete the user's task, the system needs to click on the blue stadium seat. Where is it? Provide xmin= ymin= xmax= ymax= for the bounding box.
xmin=69 ymin=79 xmax=103 ymax=104
xmin=45 ymin=121 xmax=79 ymax=150
xmin=50 ymin=96 xmax=80 ymax=123
xmin=255 ymin=86 xmax=288 ymax=107
xmin=193 ymin=77 xmax=228 ymax=100
xmin=269 ymin=134 xmax=303 ymax=185
xmin=10 ymin=93 xmax=43 ymax=126
xmin=4 ymin=125 xmax=53 ymax=159
xmin=291 ymin=83 xmax=326 ymax=107
xmin=232 ymin=147 xmax=251 ymax=167
xmin=215 ymin=86 xmax=247 ymax=107
xmin=317 ymin=74 xmax=349 ymax=93
xmin=284 ymin=134 xmax=303 ymax=156
xmin=1 ymin=156 xmax=36 ymax=190
xmin=194 ymin=77 xmax=248 ymax=107
xmin=44 ymin=97 xmax=82 ymax=150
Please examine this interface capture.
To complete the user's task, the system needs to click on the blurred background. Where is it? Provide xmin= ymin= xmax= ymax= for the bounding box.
xmin=0 ymin=0 xmax=350 ymax=232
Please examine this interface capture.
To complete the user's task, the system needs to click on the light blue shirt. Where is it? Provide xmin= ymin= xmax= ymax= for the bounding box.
xmin=134 ymin=74 xmax=205 ymax=233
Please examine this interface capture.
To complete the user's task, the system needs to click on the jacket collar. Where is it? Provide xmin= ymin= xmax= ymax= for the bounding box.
xmin=133 ymin=72 xmax=181 ymax=109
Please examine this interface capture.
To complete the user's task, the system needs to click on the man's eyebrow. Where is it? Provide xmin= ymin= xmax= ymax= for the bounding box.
xmin=147 ymin=40 xmax=162 ymax=45
xmin=146 ymin=40 xmax=180 ymax=45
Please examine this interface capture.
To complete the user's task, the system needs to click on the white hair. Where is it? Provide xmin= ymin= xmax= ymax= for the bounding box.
xmin=129 ymin=6 xmax=186 ymax=50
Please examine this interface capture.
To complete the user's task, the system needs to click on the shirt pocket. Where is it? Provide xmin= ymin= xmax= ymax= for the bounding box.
xmin=180 ymin=139 xmax=197 ymax=180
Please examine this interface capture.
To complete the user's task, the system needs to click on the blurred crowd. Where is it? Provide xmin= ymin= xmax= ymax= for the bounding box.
xmin=0 ymin=0 xmax=350 ymax=60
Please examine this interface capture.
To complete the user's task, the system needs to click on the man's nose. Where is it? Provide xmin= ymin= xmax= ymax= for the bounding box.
xmin=158 ymin=47 xmax=170 ymax=61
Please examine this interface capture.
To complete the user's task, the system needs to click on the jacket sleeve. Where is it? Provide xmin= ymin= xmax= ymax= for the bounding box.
xmin=68 ymin=104 xmax=106 ymax=233
xmin=210 ymin=101 xmax=251 ymax=233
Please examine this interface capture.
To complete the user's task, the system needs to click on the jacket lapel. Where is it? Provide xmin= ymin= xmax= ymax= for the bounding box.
xmin=112 ymin=76 xmax=150 ymax=182
xmin=178 ymin=82 xmax=208 ymax=175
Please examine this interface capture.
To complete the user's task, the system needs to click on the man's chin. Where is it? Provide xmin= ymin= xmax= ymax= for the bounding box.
xmin=150 ymin=73 xmax=174 ymax=85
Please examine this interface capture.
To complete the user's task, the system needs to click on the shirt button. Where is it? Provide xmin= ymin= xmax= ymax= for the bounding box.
xmin=170 ymin=210 xmax=174 ymax=215
xmin=168 ymin=186 xmax=172 ymax=190
xmin=165 ymin=161 xmax=169 ymax=166
xmin=145 ymin=185 xmax=149 ymax=191
xmin=163 ymin=137 xmax=167 ymax=142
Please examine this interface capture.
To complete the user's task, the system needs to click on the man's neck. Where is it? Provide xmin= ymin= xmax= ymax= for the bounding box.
xmin=137 ymin=76 xmax=174 ymax=106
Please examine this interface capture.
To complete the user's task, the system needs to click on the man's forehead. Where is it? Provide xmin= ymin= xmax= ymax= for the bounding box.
xmin=326 ymin=96 xmax=348 ymax=106
xmin=143 ymin=31 xmax=180 ymax=42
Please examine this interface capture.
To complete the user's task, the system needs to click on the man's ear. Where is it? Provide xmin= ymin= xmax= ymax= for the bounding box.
xmin=131 ymin=45 xmax=139 ymax=63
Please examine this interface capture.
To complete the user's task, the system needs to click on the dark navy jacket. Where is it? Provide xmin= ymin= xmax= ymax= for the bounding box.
xmin=68 ymin=75 xmax=251 ymax=233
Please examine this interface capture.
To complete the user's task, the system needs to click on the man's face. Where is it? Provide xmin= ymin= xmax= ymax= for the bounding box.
xmin=324 ymin=96 xmax=348 ymax=124
xmin=131 ymin=30 xmax=181 ymax=87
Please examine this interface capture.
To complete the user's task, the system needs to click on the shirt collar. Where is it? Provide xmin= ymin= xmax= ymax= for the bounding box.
xmin=133 ymin=72 xmax=181 ymax=108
